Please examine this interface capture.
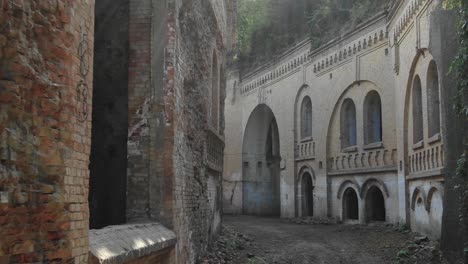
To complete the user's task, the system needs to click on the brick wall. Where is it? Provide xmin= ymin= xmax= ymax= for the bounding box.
xmin=0 ymin=0 xmax=94 ymax=263
xmin=171 ymin=1 xmax=227 ymax=262
xmin=124 ymin=0 xmax=232 ymax=262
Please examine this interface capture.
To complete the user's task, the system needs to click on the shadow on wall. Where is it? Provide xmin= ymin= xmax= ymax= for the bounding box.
xmin=242 ymin=104 xmax=281 ymax=216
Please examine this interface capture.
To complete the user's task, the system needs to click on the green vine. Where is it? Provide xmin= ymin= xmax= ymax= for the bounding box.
xmin=449 ymin=1 xmax=468 ymax=118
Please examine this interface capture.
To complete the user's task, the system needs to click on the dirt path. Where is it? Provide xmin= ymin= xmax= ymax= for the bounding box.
xmin=219 ymin=216 xmax=422 ymax=264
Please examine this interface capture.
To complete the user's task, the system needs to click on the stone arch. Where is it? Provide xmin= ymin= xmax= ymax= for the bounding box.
xmin=426 ymin=186 xmax=444 ymax=213
xmin=337 ymin=180 xmax=360 ymax=200
xmin=410 ymin=187 xmax=427 ymax=211
xmin=365 ymin=186 xmax=386 ymax=222
xmin=342 ymin=187 xmax=359 ymax=221
xmin=296 ymin=166 xmax=315 ymax=217
xmin=242 ymin=104 xmax=281 ymax=216
xmin=427 ymin=60 xmax=441 ymax=138
xmin=325 ymin=80 xmax=383 ymax=159
xmin=301 ymin=96 xmax=313 ymax=139
xmin=360 ymin=178 xmax=389 ymax=199
xmin=403 ymin=49 xmax=435 ymax=170
xmin=363 ymin=90 xmax=382 ymax=144
xmin=294 ymin=84 xmax=311 ymax=142
xmin=341 ymin=98 xmax=357 ymax=149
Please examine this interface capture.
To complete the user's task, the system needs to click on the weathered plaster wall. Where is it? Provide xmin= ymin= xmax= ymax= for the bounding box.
xmin=0 ymin=0 xmax=94 ymax=263
xmin=224 ymin=0 xmax=456 ymax=242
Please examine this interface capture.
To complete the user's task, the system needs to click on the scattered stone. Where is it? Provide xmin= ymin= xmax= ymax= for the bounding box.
xmin=198 ymin=226 xmax=254 ymax=264
xmin=414 ymin=236 xmax=428 ymax=244
xmin=283 ymin=216 xmax=338 ymax=225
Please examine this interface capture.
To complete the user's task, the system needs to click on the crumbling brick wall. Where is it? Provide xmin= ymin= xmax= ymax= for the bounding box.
xmin=124 ymin=0 xmax=232 ymax=262
xmin=0 ymin=1 xmax=94 ymax=263
xmin=169 ymin=1 xmax=229 ymax=262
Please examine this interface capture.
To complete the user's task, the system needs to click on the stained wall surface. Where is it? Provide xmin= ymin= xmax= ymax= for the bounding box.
xmin=224 ymin=0 xmax=458 ymax=241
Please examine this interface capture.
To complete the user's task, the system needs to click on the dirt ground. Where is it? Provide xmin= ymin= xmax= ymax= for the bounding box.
xmin=198 ymin=215 xmax=448 ymax=264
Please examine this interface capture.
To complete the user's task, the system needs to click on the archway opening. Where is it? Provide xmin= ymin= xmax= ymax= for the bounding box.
xmin=365 ymin=186 xmax=386 ymax=222
xmin=301 ymin=173 xmax=314 ymax=216
xmin=242 ymin=104 xmax=281 ymax=216
xmin=343 ymin=188 xmax=359 ymax=220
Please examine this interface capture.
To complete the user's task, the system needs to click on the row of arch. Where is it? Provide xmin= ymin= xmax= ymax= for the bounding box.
xmin=411 ymin=60 xmax=440 ymax=144
xmin=337 ymin=179 xmax=389 ymax=222
xmin=300 ymin=90 xmax=383 ymax=149
xmin=410 ymin=186 xmax=443 ymax=213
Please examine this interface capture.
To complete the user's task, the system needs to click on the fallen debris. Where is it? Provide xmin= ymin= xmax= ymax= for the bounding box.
xmin=283 ymin=216 xmax=338 ymax=225
xmin=197 ymin=226 xmax=254 ymax=264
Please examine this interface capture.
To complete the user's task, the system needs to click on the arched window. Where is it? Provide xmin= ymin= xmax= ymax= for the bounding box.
xmin=301 ymin=96 xmax=312 ymax=139
xmin=364 ymin=91 xmax=382 ymax=144
xmin=211 ymin=50 xmax=219 ymax=130
xmin=427 ymin=61 xmax=440 ymax=138
xmin=341 ymin=99 xmax=357 ymax=149
xmin=412 ymin=76 xmax=424 ymax=144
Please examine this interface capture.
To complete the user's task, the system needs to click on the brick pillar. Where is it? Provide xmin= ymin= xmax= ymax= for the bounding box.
xmin=0 ymin=1 xmax=94 ymax=263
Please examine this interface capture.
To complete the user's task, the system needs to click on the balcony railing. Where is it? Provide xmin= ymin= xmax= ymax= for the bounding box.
xmin=295 ymin=140 xmax=316 ymax=161
xmin=328 ymin=148 xmax=397 ymax=173
xmin=205 ymin=129 xmax=224 ymax=172
xmin=408 ymin=143 xmax=444 ymax=174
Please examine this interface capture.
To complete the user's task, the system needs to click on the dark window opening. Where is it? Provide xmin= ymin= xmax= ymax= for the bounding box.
xmin=341 ymin=99 xmax=357 ymax=148
xmin=365 ymin=186 xmax=386 ymax=222
xmin=301 ymin=173 xmax=314 ymax=217
xmin=412 ymin=76 xmax=424 ymax=144
xmin=301 ymin=96 xmax=313 ymax=139
xmin=343 ymin=188 xmax=359 ymax=220
xmin=427 ymin=61 xmax=440 ymax=137
xmin=364 ymin=91 xmax=382 ymax=144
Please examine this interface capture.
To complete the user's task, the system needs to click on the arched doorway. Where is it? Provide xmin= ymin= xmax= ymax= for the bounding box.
xmin=301 ymin=173 xmax=314 ymax=216
xmin=365 ymin=186 xmax=386 ymax=222
xmin=242 ymin=104 xmax=281 ymax=216
xmin=343 ymin=188 xmax=359 ymax=221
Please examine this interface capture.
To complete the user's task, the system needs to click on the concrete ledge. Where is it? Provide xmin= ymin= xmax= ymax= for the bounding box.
xmin=89 ymin=222 xmax=176 ymax=264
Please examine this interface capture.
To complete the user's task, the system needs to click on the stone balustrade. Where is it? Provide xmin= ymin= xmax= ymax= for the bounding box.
xmin=295 ymin=140 xmax=316 ymax=161
xmin=328 ymin=148 xmax=397 ymax=173
xmin=408 ymin=143 xmax=444 ymax=174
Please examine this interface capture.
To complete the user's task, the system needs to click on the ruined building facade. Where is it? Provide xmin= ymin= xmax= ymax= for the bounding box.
xmin=1 ymin=0 xmax=235 ymax=263
xmin=224 ymin=0 xmax=460 ymax=245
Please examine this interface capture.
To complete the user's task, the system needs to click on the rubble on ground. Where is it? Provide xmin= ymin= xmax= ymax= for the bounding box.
xmin=394 ymin=235 xmax=448 ymax=264
xmin=198 ymin=226 xmax=254 ymax=264
xmin=283 ymin=216 xmax=338 ymax=225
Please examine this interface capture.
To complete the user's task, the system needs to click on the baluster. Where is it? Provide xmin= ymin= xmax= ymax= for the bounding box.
xmin=430 ymin=148 xmax=434 ymax=170
xmin=368 ymin=151 xmax=373 ymax=167
xmin=440 ymin=146 xmax=444 ymax=167
xmin=427 ymin=149 xmax=431 ymax=170
xmin=375 ymin=150 xmax=380 ymax=167
xmin=383 ymin=149 xmax=388 ymax=166
xmin=415 ymin=153 xmax=418 ymax=172
xmin=409 ymin=155 xmax=413 ymax=173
